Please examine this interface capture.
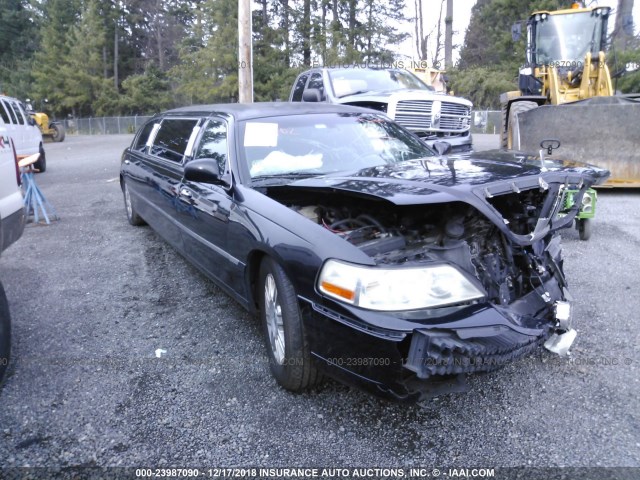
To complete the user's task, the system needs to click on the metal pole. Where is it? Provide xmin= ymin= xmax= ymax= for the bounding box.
xmin=238 ymin=0 xmax=253 ymax=103
xmin=445 ymin=0 xmax=453 ymax=69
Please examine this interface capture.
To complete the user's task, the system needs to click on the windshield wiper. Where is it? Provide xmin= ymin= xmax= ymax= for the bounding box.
xmin=338 ymin=89 xmax=371 ymax=98
xmin=251 ymin=172 xmax=324 ymax=184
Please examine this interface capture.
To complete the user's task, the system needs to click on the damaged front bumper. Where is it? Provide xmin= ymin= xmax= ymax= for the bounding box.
xmin=303 ymin=231 xmax=578 ymax=402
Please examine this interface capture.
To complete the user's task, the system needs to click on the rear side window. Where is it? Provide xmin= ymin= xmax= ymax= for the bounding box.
xmin=11 ymin=102 xmax=25 ymax=124
xmin=3 ymin=101 xmax=18 ymax=124
xmin=0 ymin=101 xmax=10 ymax=124
xmin=151 ymin=118 xmax=198 ymax=163
xmin=133 ymin=120 xmax=156 ymax=152
xmin=291 ymin=73 xmax=309 ymax=101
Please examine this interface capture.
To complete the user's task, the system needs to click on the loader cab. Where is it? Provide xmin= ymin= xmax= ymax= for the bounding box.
xmin=527 ymin=6 xmax=610 ymax=66
xmin=518 ymin=6 xmax=610 ymax=96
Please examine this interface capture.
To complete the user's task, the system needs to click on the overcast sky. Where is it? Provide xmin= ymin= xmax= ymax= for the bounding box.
xmin=399 ymin=0 xmax=640 ymax=67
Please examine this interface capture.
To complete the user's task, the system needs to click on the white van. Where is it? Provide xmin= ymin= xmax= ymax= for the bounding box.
xmin=0 ymin=95 xmax=46 ymax=172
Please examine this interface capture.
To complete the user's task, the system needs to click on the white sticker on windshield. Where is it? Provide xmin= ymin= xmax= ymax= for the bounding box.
xmin=244 ymin=122 xmax=278 ymax=147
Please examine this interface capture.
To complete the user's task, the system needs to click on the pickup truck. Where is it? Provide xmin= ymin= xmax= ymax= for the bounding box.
xmin=0 ymin=94 xmax=46 ymax=172
xmin=0 ymin=126 xmax=25 ymax=384
xmin=289 ymin=67 xmax=473 ymax=152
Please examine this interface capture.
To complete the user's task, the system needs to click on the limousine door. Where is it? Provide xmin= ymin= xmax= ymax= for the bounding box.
xmin=133 ymin=117 xmax=200 ymax=250
xmin=176 ymin=119 xmax=238 ymax=289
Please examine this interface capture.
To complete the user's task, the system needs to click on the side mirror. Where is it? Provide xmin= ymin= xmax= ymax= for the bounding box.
xmin=302 ymin=88 xmax=322 ymax=102
xmin=184 ymin=158 xmax=229 ymax=187
xmin=433 ymin=141 xmax=452 ymax=156
xmin=27 ymin=116 xmax=36 ymax=126
xmin=511 ymin=22 xmax=522 ymax=42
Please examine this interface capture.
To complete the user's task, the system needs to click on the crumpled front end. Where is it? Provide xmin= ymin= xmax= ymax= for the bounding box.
xmin=273 ymin=167 xmax=603 ymax=400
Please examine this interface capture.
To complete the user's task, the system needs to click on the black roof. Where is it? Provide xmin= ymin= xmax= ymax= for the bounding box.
xmin=166 ymin=102 xmax=373 ymax=121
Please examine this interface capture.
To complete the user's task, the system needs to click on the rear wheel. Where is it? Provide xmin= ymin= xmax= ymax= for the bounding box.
xmin=507 ymin=101 xmax=538 ymax=150
xmin=259 ymin=257 xmax=319 ymax=391
xmin=123 ymin=181 xmax=145 ymax=226
xmin=51 ymin=123 xmax=65 ymax=142
xmin=34 ymin=144 xmax=47 ymax=173
xmin=0 ymin=282 xmax=11 ymax=386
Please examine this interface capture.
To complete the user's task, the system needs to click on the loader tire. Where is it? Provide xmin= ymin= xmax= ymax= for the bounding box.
xmin=507 ymin=101 xmax=538 ymax=150
xmin=500 ymin=103 xmax=509 ymax=149
xmin=51 ymin=123 xmax=65 ymax=142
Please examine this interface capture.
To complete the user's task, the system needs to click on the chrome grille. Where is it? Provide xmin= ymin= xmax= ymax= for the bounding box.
xmin=394 ymin=100 xmax=471 ymax=134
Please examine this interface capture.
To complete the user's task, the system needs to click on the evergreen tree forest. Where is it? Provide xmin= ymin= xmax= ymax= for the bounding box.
xmin=0 ymin=0 xmax=637 ymax=116
xmin=0 ymin=0 xmax=407 ymax=116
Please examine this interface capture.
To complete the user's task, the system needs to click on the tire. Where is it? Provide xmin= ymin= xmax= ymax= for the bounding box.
xmin=51 ymin=123 xmax=65 ymax=142
xmin=122 ymin=181 xmax=145 ymax=226
xmin=258 ymin=257 xmax=319 ymax=392
xmin=0 ymin=281 xmax=11 ymax=387
xmin=507 ymin=101 xmax=538 ymax=150
xmin=578 ymin=218 xmax=592 ymax=241
xmin=500 ymin=102 xmax=509 ymax=149
xmin=34 ymin=144 xmax=47 ymax=173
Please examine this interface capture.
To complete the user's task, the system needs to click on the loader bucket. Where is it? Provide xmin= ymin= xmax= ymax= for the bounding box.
xmin=515 ymin=95 xmax=640 ymax=187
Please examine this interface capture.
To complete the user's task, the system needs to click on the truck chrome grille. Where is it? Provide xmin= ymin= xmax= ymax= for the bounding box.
xmin=394 ymin=100 xmax=471 ymax=135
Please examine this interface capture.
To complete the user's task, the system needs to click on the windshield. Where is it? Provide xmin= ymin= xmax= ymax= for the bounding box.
xmin=534 ymin=10 xmax=606 ymax=64
xmin=328 ymin=69 xmax=433 ymax=98
xmin=241 ymin=113 xmax=435 ymax=180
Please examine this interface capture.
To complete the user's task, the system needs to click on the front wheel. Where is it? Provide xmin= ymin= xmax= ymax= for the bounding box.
xmin=507 ymin=101 xmax=538 ymax=150
xmin=0 ymin=282 xmax=12 ymax=387
xmin=259 ymin=257 xmax=319 ymax=392
xmin=577 ymin=218 xmax=592 ymax=241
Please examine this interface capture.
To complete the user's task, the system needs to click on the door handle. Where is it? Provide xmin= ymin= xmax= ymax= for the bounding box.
xmin=179 ymin=188 xmax=193 ymax=199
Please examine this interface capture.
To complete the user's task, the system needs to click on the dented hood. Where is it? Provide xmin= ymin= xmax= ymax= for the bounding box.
xmin=288 ymin=150 xmax=610 ymax=205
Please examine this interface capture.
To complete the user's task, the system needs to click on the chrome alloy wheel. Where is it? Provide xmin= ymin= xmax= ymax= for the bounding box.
xmin=264 ymin=273 xmax=285 ymax=364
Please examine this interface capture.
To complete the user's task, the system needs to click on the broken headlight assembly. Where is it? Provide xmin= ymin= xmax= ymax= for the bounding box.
xmin=317 ymin=259 xmax=486 ymax=311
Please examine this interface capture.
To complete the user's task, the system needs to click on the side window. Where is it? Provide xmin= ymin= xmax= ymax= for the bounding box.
xmin=0 ymin=101 xmax=10 ymax=124
xmin=11 ymin=102 xmax=25 ymax=125
xmin=133 ymin=120 xmax=156 ymax=152
xmin=306 ymin=72 xmax=325 ymax=101
xmin=194 ymin=119 xmax=228 ymax=175
xmin=4 ymin=101 xmax=18 ymax=124
xmin=151 ymin=118 xmax=198 ymax=163
xmin=291 ymin=73 xmax=309 ymax=102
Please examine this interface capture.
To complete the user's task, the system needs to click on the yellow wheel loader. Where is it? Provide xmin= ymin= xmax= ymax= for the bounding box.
xmin=24 ymin=101 xmax=65 ymax=143
xmin=500 ymin=3 xmax=640 ymax=188
xmin=31 ymin=112 xmax=65 ymax=143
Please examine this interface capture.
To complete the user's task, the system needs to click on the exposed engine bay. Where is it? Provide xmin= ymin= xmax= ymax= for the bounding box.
xmin=270 ymin=187 xmax=564 ymax=307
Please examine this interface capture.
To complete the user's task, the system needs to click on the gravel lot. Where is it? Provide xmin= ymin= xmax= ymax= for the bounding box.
xmin=0 ymin=134 xmax=638 ymax=474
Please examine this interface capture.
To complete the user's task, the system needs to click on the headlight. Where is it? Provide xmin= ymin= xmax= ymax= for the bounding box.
xmin=317 ymin=260 xmax=485 ymax=311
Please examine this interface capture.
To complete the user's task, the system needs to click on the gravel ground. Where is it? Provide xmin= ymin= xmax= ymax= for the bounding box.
xmin=0 ymin=135 xmax=638 ymax=473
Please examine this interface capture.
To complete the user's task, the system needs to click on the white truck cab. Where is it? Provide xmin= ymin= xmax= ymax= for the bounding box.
xmin=0 ymin=125 xmax=25 ymax=384
xmin=0 ymin=95 xmax=46 ymax=172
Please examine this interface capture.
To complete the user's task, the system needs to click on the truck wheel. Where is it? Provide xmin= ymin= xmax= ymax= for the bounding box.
xmin=123 ymin=181 xmax=145 ymax=226
xmin=0 ymin=281 xmax=11 ymax=386
xmin=507 ymin=101 xmax=538 ymax=150
xmin=577 ymin=219 xmax=592 ymax=241
xmin=34 ymin=144 xmax=47 ymax=173
xmin=259 ymin=257 xmax=320 ymax=392
xmin=51 ymin=123 xmax=65 ymax=142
